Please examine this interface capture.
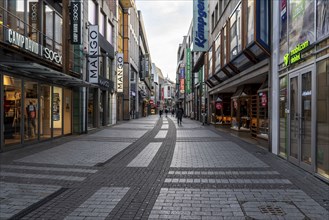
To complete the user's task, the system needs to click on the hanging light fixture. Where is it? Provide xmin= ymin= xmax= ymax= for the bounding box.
xmin=3 ymin=75 xmax=14 ymax=86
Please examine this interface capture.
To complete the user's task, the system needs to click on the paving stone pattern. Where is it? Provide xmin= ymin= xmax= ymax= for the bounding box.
xmin=0 ymin=115 xmax=328 ymax=220
xmin=16 ymin=141 xmax=131 ymax=166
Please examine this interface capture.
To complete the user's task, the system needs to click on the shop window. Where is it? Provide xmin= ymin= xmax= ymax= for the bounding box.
xmin=24 ymin=81 xmax=38 ymax=142
xmin=88 ymin=88 xmax=96 ymax=128
xmin=52 ymin=87 xmax=62 ymax=137
xmin=63 ymin=89 xmax=72 ymax=135
xmin=40 ymin=84 xmax=51 ymax=140
xmin=288 ymin=0 xmax=314 ymax=52
xmin=316 ymin=59 xmax=329 ymax=179
xmin=279 ymin=76 xmax=288 ymax=158
xmin=3 ymin=75 xmax=22 ymax=146
xmin=258 ymin=0 xmax=269 ymax=45
xmin=317 ymin=0 xmax=329 ymax=40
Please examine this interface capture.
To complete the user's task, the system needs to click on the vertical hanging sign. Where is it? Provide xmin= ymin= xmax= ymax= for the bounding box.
xmin=116 ymin=53 xmax=124 ymax=93
xmin=70 ymin=1 xmax=82 ymax=44
xmin=192 ymin=0 xmax=209 ymax=52
xmin=186 ymin=48 xmax=191 ymax=93
xmin=88 ymin=25 xmax=99 ymax=83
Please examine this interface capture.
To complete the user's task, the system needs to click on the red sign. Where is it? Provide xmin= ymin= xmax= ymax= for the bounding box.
xmin=261 ymin=93 xmax=267 ymax=106
xmin=215 ymin=102 xmax=222 ymax=110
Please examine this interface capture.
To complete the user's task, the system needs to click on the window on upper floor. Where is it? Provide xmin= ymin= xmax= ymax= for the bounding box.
xmin=215 ymin=4 xmax=218 ymax=24
xmin=88 ymin=0 xmax=97 ymax=25
xmin=215 ymin=32 xmax=221 ymax=70
xmin=99 ymin=11 xmax=106 ymax=36
xmin=208 ymin=47 xmax=213 ymax=77
xmin=230 ymin=3 xmax=242 ymax=60
xmin=211 ymin=12 xmax=215 ymax=31
xmin=107 ymin=20 xmax=114 ymax=44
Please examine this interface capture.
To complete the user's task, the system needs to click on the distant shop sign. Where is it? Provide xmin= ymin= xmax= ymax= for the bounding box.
xmin=6 ymin=28 xmax=62 ymax=65
xmin=116 ymin=53 xmax=124 ymax=93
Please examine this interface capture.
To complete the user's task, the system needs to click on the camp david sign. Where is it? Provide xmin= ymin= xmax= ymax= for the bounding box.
xmin=116 ymin=53 xmax=124 ymax=93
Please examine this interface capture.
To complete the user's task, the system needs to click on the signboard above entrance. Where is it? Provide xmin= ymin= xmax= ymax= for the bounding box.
xmin=284 ymin=40 xmax=310 ymax=66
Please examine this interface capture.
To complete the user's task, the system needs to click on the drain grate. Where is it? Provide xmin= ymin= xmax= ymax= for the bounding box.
xmin=259 ymin=205 xmax=286 ymax=216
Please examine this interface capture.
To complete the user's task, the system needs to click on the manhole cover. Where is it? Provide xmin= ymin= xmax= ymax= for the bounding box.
xmin=259 ymin=205 xmax=286 ymax=216
xmin=241 ymin=202 xmax=305 ymax=219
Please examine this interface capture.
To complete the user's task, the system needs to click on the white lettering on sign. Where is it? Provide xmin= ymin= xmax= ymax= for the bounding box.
xmin=116 ymin=53 xmax=124 ymax=93
xmin=6 ymin=28 xmax=62 ymax=64
xmin=88 ymin=25 xmax=99 ymax=83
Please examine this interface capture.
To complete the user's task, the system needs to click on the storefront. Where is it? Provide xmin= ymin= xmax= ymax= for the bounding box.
xmin=207 ymin=0 xmax=270 ymax=144
xmin=0 ymin=0 xmax=89 ymax=151
xmin=273 ymin=0 xmax=328 ymax=181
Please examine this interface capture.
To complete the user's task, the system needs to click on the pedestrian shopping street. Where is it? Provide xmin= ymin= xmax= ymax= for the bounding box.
xmin=0 ymin=115 xmax=328 ymax=219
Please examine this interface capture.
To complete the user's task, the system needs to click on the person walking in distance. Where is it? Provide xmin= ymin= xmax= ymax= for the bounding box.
xmin=176 ymin=106 xmax=184 ymax=125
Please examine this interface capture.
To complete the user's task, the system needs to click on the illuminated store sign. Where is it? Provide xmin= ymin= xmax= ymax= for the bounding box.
xmin=116 ymin=53 xmax=124 ymax=93
xmin=6 ymin=29 xmax=62 ymax=65
xmin=88 ymin=25 xmax=99 ymax=83
xmin=186 ymin=48 xmax=191 ymax=93
xmin=192 ymin=0 xmax=208 ymax=51
xmin=284 ymin=40 xmax=310 ymax=66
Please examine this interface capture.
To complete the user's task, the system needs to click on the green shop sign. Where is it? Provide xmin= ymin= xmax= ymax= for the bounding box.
xmin=284 ymin=40 xmax=310 ymax=66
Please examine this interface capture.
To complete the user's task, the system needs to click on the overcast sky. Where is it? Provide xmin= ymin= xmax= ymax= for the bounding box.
xmin=135 ymin=0 xmax=193 ymax=81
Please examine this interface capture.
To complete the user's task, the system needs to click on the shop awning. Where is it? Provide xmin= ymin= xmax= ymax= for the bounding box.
xmin=231 ymin=84 xmax=261 ymax=99
xmin=0 ymin=61 xmax=95 ymax=87
xmin=257 ymin=77 xmax=268 ymax=93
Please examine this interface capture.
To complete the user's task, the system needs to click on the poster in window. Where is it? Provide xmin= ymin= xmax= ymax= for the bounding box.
xmin=53 ymin=93 xmax=60 ymax=121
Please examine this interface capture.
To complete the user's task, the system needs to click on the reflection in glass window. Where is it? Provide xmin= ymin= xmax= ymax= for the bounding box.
xmin=107 ymin=21 xmax=113 ymax=44
xmin=259 ymin=0 xmax=269 ymax=45
xmin=316 ymin=59 xmax=329 ymax=179
xmin=279 ymin=76 xmax=288 ymax=158
xmin=7 ymin=0 xmax=25 ymax=34
xmin=247 ymin=0 xmax=254 ymax=45
xmin=317 ymin=0 xmax=329 ymax=40
xmin=208 ymin=47 xmax=213 ymax=76
xmin=99 ymin=12 xmax=105 ymax=36
xmin=3 ymin=76 xmax=22 ymax=146
xmin=53 ymin=87 xmax=63 ymax=137
xmin=54 ymin=13 xmax=62 ymax=53
xmin=279 ymin=0 xmax=288 ymax=64
xmin=88 ymin=0 xmax=97 ymax=25
xmin=45 ymin=5 xmax=54 ymax=48
xmin=24 ymin=81 xmax=38 ymax=141
xmin=288 ymin=0 xmax=314 ymax=51
xmin=230 ymin=4 xmax=241 ymax=60
xmin=223 ymin=26 xmax=227 ymax=65
xmin=27 ymin=0 xmax=39 ymax=42
xmin=215 ymin=33 xmax=221 ymax=70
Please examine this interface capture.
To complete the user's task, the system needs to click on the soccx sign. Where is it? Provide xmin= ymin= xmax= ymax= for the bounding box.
xmin=6 ymin=29 xmax=63 ymax=65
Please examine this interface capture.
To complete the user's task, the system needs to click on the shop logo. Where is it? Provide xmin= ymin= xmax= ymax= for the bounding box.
xmin=88 ymin=25 xmax=99 ymax=83
xmin=284 ymin=40 xmax=310 ymax=66
xmin=192 ymin=0 xmax=208 ymax=52
xmin=70 ymin=2 xmax=81 ymax=44
xmin=116 ymin=53 xmax=124 ymax=93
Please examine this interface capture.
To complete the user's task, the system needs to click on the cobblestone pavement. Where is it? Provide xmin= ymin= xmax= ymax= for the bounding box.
xmin=0 ymin=115 xmax=328 ymax=220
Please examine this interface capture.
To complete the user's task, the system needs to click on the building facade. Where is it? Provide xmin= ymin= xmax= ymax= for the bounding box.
xmin=0 ymin=0 xmax=88 ymax=151
xmin=271 ymin=0 xmax=329 ymax=182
